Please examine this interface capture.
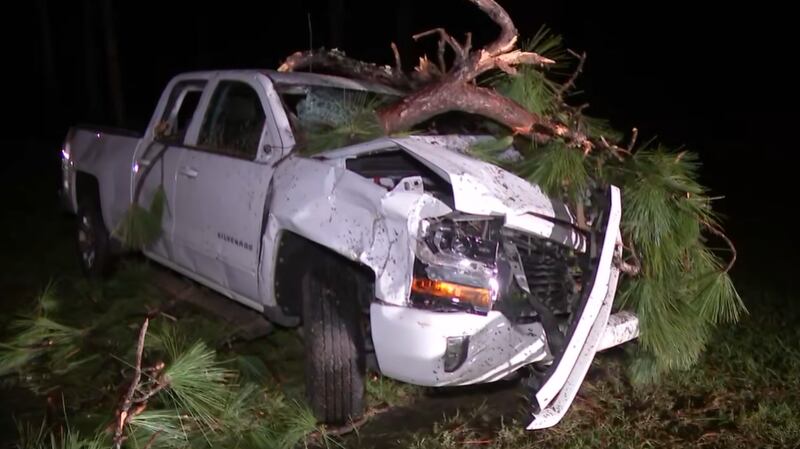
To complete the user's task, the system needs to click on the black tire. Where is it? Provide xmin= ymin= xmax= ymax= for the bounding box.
xmin=76 ymin=195 xmax=113 ymax=278
xmin=301 ymin=258 xmax=367 ymax=424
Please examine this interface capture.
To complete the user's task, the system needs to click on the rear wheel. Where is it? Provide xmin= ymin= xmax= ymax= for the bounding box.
xmin=76 ymin=196 xmax=113 ymax=278
xmin=301 ymin=258 xmax=367 ymax=424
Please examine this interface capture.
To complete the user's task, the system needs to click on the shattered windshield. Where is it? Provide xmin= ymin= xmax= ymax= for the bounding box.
xmin=276 ymin=84 xmax=501 ymax=153
xmin=276 ymin=85 xmax=394 ymax=152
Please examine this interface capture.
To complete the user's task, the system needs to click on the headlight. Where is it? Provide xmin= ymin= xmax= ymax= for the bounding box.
xmin=411 ymin=215 xmax=502 ymax=314
xmin=423 ymin=217 xmax=499 ymax=265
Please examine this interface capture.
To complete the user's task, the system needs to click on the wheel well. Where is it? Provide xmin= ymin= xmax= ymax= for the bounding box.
xmin=274 ymin=231 xmax=374 ymax=321
xmin=75 ymin=171 xmax=100 ymax=205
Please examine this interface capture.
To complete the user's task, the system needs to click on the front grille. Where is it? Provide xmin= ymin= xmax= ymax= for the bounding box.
xmin=506 ymin=233 xmax=582 ymax=316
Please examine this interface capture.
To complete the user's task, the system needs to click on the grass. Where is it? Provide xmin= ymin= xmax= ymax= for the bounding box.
xmin=366 ymin=373 xmax=421 ymax=409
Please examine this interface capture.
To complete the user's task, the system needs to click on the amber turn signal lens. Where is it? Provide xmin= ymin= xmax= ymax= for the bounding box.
xmin=411 ymin=278 xmax=491 ymax=309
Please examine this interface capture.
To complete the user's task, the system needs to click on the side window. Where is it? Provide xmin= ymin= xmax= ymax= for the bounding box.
xmin=156 ymin=80 xmax=206 ymax=145
xmin=197 ymin=81 xmax=266 ymax=159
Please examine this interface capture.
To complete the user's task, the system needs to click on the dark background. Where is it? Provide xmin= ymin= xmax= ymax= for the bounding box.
xmin=1 ymin=0 xmax=795 ymax=280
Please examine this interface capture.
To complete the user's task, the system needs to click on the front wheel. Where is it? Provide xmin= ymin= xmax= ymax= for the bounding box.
xmin=301 ymin=258 xmax=367 ymax=424
xmin=76 ymin=197 xmax=113 ymax=278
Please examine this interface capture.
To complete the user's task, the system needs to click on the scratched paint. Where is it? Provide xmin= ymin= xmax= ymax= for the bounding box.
xmin=63 ymin=69 xmax=639 ymax=432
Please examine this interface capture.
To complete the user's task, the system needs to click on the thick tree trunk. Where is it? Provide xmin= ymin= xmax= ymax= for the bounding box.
xmin=279 ymin=49 xmax=412 ymax=90
xmin=278 ymin=0 xmax=618 ymax=154
xmin=378 ymin=82 xmax=534 ymax=136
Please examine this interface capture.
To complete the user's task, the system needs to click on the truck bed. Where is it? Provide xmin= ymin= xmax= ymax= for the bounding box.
xmin=62 ymin=125 xmax=141 ymax=232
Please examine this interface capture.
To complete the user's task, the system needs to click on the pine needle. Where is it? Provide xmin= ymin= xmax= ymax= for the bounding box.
xmin=275 ymin=400 xmax=319 ymax=449
xmin=467 ymin=135 xmax=515 ymax=164
xmin=126 ymin=410 xmax=187 ymax=448
xmin=298 ymin=90 xmax=386 ymax=155
xmin=0 ymin=317 xmax=85 ymax=376
xmin=521 ymin=141 xmax=589 ymax=201
xmin=113 ymin=186 xmax=167 ymax=250
xmin=161 ymin=341 xmax=233 ymax=432
xmin=493 ymin=67 xmax=559 ymax=116
xmin=15 ymin=422 xmax=107 ymax=449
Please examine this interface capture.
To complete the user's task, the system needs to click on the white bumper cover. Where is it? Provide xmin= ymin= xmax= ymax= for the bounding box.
xmin=370 ymin=304 xmax=550 ymax=386
xmin=370 ymin=304 xmax=638 ymax=389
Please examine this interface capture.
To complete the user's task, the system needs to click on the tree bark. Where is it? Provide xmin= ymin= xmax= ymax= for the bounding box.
xmin=279 ymin=49 xmax=412 ymax=90
xmin=278 ymin=0 xmax=616 ymax=154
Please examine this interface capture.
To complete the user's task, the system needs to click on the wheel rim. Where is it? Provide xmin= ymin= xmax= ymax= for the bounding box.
xmin=78 ymin=215 xmax=96 ymax=269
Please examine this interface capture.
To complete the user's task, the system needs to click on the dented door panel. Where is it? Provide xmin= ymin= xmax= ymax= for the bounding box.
xmin=173 ymin=150 xmax=272 ymax=300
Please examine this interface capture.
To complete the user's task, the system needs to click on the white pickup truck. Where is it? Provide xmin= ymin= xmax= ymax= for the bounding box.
xmin=59 ymin=69 xmax=639 ymax=429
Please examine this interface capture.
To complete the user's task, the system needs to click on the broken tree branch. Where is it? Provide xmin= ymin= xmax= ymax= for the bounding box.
xmin=467 ymin=0 xmax=518 ymax=56
xmin=413 ymin=28 xmax=467 ymax=66
xmin=113 ymin=318 xmax=149 ymax=449
xmin=627 ymin=127 xmax=639 ymax=152
xmin=599 ymin=136 xmax=630 ymax=160
xmin=133 ymin=383 xmax=166 ymax=404
xmin=704 ymin=222 xmax=737 ymax=273
xmin=277 ymin=0 xmax=627 ymax=158
xmin=556 ymin=50 xmax=586 ymax=101
xmin=438 ymin=38 xmax=447 ymax=73
xmin=278 ymin=48 xmax=412 ymax=91
xmin=390 ymin=42 xmax=402 ymax=73
xmin=617 ymin=238 xmax=642 ymax=276
xmin=141 ymin=431 xmax=162 ymax=449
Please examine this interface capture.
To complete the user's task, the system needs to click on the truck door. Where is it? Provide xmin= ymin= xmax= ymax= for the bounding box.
xmin=172 ymin=74 xmax=281 ymax=305
xmin=135 ymin=79 xmax=206 ymax=261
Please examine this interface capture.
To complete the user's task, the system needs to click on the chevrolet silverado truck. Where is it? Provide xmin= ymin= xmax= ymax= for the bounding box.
xmin=59 ymin=69 xmax=639 ymax=429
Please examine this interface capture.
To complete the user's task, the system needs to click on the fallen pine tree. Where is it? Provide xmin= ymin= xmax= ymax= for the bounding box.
xmin=276 ymin=0 xmax=744 ymax=381
xmin=1 ymin=1 xmax=746 ymax=446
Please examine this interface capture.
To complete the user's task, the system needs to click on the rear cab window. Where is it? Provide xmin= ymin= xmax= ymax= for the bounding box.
xmin=156 ymin=80 xmax=206 ymax=145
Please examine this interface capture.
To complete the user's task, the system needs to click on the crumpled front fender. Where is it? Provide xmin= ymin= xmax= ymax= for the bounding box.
xmin=262 ymin=156 xmax=451 ymax=307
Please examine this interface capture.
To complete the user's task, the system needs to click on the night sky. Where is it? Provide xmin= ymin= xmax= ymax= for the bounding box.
xmin=4 ymin=0 xmax=796 ymax=268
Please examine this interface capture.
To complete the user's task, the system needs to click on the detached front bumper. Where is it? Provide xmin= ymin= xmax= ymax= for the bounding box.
xmin=371 ymin=186 xmax=636 ymax=430
xmin=370 ymin=304 xmax=638 ymax=388
xmin=370 ymin=304 xmax=550 ymax=387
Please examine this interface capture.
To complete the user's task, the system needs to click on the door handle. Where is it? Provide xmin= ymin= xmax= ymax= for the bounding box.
xmin=179 ymin=166 xmax=198 ymax=178
xmin=137 ymin=158 xmax=152 ymax=167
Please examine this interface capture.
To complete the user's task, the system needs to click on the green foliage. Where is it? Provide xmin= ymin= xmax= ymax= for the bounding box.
xmin=160 ymin=340 xmax=233 ymax=432
xmin=580 ymin=115 xmax=625 ymax=142
xmin=0 ymin=285 xmax=89 ymax=383
xmin=521 ymin=141 xmax=590 ymax=201
xmin=113 ymin=186 xmax=167 ymax=251
xmin=472 ymin=32 xmax=744 ymax=380
xmin=298 ymin=91 xmax=385 ymax=155
xmin=126 ymin=411 xmax=187 ymax=448
xmin=468 ymin=135 xmax=515 ymax=164
xmin=606 ymin=148 xmax=744 ymax=377
xmin=15 ymin=421 xmax=107 ymax=449
xmin=366 ymin=374 xmax=420 ymax=408
xmin=494 ymin=66 xmax=558 ymax=116
xmin=1 ymin=280 xmax=334 ymax=449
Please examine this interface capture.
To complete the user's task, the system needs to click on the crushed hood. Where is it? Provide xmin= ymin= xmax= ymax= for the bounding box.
xmin=390 ymin=136 xmax=585 ymax=250
xmin=319 ymin=135 xmax=587 ymax=250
